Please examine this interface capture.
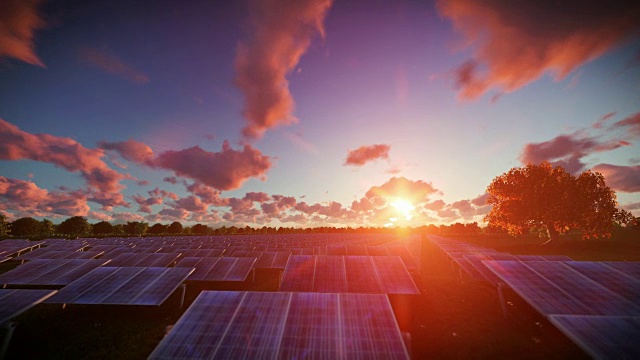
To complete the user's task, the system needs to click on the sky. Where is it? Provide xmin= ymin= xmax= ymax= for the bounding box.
xmin=1 ymin=0 xmax=639 ymax=228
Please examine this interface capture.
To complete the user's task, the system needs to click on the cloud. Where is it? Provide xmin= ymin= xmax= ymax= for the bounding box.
xmin=364 ymin=176 xmax=440 ymax=205
xmin=592 ymin=164 xmax=640 ymax=192
xmin=78 ymin=46 xmax=149 ymax=84
xmin=185 ymin=182 xmax=228 ymax=206
xmin=0 ymin=176 xmax=90 ymax=217
xmin=593 ymin=112 xmax=617 ymax=129
xmin=520 ymin=132 xmax=630 ymax=174
xmin=0 ymin=0 xmax=46 ymax=66
xmin=170 ymin=195 xmax=209 ymax=213
xmin=153 ymin=140 xmax=271 ymax=191
xmin=344 ymin=144 xmax=391 ymax=166
xmin=132 ymin=194 xmax=163 ymax=213
xmin=112 ymin=212 xmax=145 ymax=222
xmin=163 ymin=176 xmax=178 ymax=185
xmin=0 ymin=118 xmax=127 ymax=207
xmin=99 ymin=139 xmax=155 ymax=164
xmin=610 ymin=111 xmax=640 ymax=137
xmin=234 ymin=0 xmax=333 ymax=139
xmin=436 ymin=0 xmax=640 ymax=100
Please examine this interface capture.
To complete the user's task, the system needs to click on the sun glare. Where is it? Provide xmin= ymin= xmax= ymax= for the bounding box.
xmin=390 ymin=199 xmax=415 ymax=220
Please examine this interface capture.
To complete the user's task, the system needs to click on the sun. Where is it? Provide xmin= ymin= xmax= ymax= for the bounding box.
xmin=390 ymin=199 xmax=415 ymax=220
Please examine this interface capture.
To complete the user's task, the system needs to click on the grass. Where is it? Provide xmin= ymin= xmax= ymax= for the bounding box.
xmin=2 ymin=236 xmax=638 ymax=359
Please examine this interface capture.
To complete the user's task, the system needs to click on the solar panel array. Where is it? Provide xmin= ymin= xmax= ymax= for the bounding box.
xmin=279 ymin=255 xmax=419 ymax=294
xmin=14 ymin=249 xmax=104 ymax=261
xmin=0 ymin=239 xmax=43 ymax=261
xmin=45 ymin=266 xmax=194 ymax=306
xmin=175 ymin=257 xmax=256 ymax=281
xmin=0 ymin=289 xmax=57 ymax=324
xmin=148 ymin=291 xmax=410 ymax=360
xmin=0 ymin=259 xmax=111 ymax=286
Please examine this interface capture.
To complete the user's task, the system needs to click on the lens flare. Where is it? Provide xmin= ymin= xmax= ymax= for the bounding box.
xmin=390 ymin=199 xmax=415 ymax=220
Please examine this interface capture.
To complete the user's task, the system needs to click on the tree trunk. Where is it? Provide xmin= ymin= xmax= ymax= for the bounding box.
xmin=541 ymin=224 xmax=560 ymax=245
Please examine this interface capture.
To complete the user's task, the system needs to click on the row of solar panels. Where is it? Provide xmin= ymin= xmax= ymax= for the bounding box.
xmin=429 ymin=235 xmax=640 ymax=359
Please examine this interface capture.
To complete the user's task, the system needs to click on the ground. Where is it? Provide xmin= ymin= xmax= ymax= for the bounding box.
xmin=2 ymin=235 xmax=639 ymax=359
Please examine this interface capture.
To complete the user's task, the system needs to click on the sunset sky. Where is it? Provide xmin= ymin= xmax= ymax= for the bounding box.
xmin=1 ymin=0 xmax=639 ymax=227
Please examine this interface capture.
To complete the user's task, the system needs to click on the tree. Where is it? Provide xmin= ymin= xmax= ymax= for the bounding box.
xmin=39 ymin=219 xmax=55 ymax=237
xmin=92 ymin=221 xmax=114 ymax=235
xmin=10 ymin=217 xmax=41 ymax=237
xmin=148 ymin=223 xmax=167 ymax=234
xmin=58 ymin=216 xmax=91 ymax=239
xmin=124 ymin=221 xmax=148 ymax=236
xmin=0 ymin=213 xmax=9 ymax=237
xmin=191 ymin=223 xmax=210 ymax=234
xmin=167 ymin=221 xmax=183 ymax=234
xmin=485 ymin=162 xmax=633 ymax=244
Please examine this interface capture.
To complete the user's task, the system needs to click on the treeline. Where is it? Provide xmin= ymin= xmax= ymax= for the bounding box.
xmin=1 ymin=213 xmax=499 ymax=240
xmin=1 ymin=213 xmax=636 ymax=240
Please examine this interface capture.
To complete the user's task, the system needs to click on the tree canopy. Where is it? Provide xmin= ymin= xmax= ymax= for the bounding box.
xmin=167 ymin=221 xmax=183 ymax=234
xmin=0 ymin=213 xmax=9 ymax=237
xmin=10 ymin=217 xmax=41 ymax=237
xmin=485 ymin=162 xmax=633 ymax=243
xmin=58 ymin=216 xmax=91 ymax=238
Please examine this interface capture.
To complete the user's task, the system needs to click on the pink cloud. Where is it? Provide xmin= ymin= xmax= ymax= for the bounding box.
xmin=163 ymin=176 xmax=178 ymax=185
xmin=0 ymin=118 xmax=127 ymax=207
xmin=112 ymin=212 xmax=145 ymax=222
xmin=244 ymin=191 xmax=272 ymax=203
xmin=344 ymin=144 xmax=391 ymax=166
xmin=148 ymin=187 xmax=178 ymax=200
xmin=0 ymin=0 xmax=46 ymax=66
xmin=171 ymin=195 xmax=209 ymax=213
xmin=592 ymin=164 xmax=640 ymax=192
xmin=519 ymin=132 xmax=628 ymax=174
xmin=99 ymin=139 xmax=155 ymax=164
xmin=364 ymin=176 xmax=440 ymax=205
xmin=132 ymin=194 xmax=163 ymax=213
xmin=185 ymin=182 xmax=228 ymax=206
xmin=157 ymin=208 xmax=189 ymax=220
xmin=234 ymin=0 xmax=333 ymax=139
xmin=88 ymin=211 xmax=112 ymax=221
xmin=78 ymin=46 xmax=149 ymax=84
xmin=611 ymin=111 xmax=640 ymax=137
xmin=153 ymin=140 xmax=271 ymax=191
xmin=593 ymin=112 xmax=617 ymax=129
xmin=0 ymin=176 xmax=90 ymax=217
xmin=437 ymin=0 xmax=640 ymax=100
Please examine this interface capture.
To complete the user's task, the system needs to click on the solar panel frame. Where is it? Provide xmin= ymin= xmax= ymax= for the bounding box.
xmin=344 ymin=256 xmax=383 ymax=294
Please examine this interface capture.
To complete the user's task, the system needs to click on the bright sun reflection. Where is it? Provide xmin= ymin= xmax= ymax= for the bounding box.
xmin=390 ymin=199 xmax=415 ymax=221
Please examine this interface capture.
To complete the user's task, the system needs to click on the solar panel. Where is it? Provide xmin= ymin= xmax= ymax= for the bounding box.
xmin=372 ymin=256 xmax=420 ymax=294
xmin=313 ymin=256 xmax=347 ymax=292
xmin=0 ymin=259 xmax=110 ymax=286
xmin=345 ymin=256 xmax=383 ymax=293
xmin=523 ymin=261 xmax=640 ymax=316
xmin=14 ymin=250 xmax=104 ymax=261
xmin=106 ymin=252 xmax=180 ymax=267
xmin=279 ymin=256 xmax=419 ymax=294
xmin=45 ymin=267 xmax=193 ymax=306
xmin=175 ymin=257 xmax=255 ymax=282
xmin=463 ymin=254 xmax=518 ymax=285
xmin=548 ymin=315 xmax=640 ymax=360
xmin=603 ymin=262 xmax=640 ymax=279
xmin=254 ymin=251 xmax=276 ymax=268
xmin=563 ymin=261 xmax=640 ymax=305
xmin=148 ymin=291 xmax=410 ymax=360
xmin=340 ymin=293 xmax=411 ymax=359
xmin=279 ymin=255 xmax=315 ymax=292
xmin=0 ymin=289 xmax=57 ymax=324
xmin=279 ymin=292 xmax=341 ymax=359
xmin=483 ymin=260 xmax=596 ymax=315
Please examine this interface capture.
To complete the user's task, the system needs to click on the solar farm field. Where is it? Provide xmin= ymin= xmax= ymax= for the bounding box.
xmin=0 ymin=233 xmax=638 ymax=359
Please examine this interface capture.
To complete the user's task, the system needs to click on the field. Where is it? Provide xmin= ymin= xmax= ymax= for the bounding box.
xmin=2 ymin=235 xmax=639 ymax=359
